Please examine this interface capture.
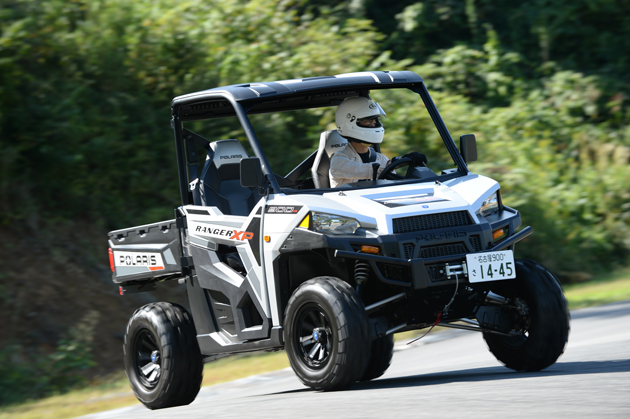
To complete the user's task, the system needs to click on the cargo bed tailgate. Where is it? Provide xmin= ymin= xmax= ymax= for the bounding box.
xmin=108 ymin=219 xmax=182 ymax=284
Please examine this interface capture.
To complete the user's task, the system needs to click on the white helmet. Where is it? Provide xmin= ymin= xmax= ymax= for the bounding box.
xmin=335 ymin=96 xmax=386 ymax=144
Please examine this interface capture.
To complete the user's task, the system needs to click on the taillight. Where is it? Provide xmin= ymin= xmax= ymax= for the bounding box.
xmin=108 ymin=248 xmax=115 ymax=272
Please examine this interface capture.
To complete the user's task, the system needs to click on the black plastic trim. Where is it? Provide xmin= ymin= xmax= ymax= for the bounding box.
xmin=335 ymin=250 xmax=415 ymax=287
xmin=245 ymin=217 xmax=262 ymax=265
xmin=278 ymin=228 xmax=327 ymax=253
xmin=196 ymin=326 xmax=284 ymax=356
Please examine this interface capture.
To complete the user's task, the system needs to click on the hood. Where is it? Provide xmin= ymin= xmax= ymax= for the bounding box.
xmin=277 ymin=174 xmax=499 ymax=234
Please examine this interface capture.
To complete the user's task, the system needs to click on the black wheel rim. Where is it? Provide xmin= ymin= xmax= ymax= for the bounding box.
xmin=133 ymin=329 xmax=161 ymax=389
xmin=294 ymin=303 xmax=333 ymax=369
xmin=496 ymin=297 xmax=531 ymax=348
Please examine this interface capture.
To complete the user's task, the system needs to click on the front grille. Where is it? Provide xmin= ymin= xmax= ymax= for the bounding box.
xmin=420 ymin=243 xmax=467 ymax=259
xmin=469 ymin=235 xmax=482 ymax=251
xmin=392 ymin=211 xmax=473 ymax=234
xmin=403 ymin=243 xmax=415 ymax=259
xmin=376 ymin=263 xmax=412 ymax=285
xmin=402 ymin=236 xmax=480 ymax=261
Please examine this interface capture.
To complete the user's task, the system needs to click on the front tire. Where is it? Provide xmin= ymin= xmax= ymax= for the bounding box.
xmin=284 ymin=277 xmax=370 ymax=391
xmin=123 ymin=302 xmax=203 ymax=409
xmin=482 ymin=259 xmax=570 ymax=371
xmin=359 ymin=334 xmax=394 ymax=381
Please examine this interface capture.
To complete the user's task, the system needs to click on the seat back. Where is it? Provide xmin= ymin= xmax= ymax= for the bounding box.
xmin=193 ymin=139 xmax=257 ymax=215
xmin=311 ymin=130 xmax=348 ymax=188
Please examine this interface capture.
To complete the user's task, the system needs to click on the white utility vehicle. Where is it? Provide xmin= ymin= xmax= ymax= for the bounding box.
xmin=108 ymin=71 xmax=569 ymax=409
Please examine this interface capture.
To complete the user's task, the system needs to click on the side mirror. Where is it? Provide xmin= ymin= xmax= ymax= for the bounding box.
xmin=460 ymin=134 xmax=478 ymax=164
xmin=240 ymin=157 xmax=263 ymax=188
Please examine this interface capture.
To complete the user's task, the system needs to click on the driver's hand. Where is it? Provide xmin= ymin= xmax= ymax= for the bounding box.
xmin=402 ymin=152 xmax=428 ymax=167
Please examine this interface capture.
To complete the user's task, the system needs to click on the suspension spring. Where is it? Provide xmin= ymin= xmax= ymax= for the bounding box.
xmin=354 ymin=260 xmax=370 ymax=285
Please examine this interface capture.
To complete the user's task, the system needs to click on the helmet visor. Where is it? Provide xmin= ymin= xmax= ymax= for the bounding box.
xmin=356 ymin=115 xmax=383 ymax=128
xmin=356 ymin=101 xmax=386 ymax=126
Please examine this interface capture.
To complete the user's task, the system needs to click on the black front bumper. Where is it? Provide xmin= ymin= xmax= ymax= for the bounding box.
xmin=334 ymin=226 xmax=532 ymax=290
xmin=324 ymin=206 xmax=527 ymax=290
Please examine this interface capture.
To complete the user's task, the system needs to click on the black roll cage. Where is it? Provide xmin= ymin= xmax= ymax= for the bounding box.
xmin=170 ymin=72 xmax=470 ymax=207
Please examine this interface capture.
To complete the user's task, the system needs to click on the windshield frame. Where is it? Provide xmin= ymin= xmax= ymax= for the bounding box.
xmin=171 ymin=75 xmax=469 ymax=205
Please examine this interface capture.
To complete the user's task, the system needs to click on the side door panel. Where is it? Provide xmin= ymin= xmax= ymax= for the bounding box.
xmin=184 ymin=201 xmax=271 ymax=344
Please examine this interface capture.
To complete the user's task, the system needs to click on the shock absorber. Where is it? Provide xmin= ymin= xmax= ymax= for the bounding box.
xmin=354 ymin=260 xmax=370 ymax=295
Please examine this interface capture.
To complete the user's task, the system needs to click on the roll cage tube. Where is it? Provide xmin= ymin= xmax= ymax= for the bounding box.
xmin=412 ymin=84 xmax=469 ymax=175
xmin=172 ymin=115 xmax=191 ymax=206
xmin=225 ymin=94 xmax=281 ymax=194
xmin=171 ymin=93 xmax=281 ymax=206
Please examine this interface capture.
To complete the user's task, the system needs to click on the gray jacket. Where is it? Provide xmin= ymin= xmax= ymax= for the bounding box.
xmin=329 ymin=144 xmax=390 ymax=187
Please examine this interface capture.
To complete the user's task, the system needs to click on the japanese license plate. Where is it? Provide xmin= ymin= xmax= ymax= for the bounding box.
xmin=466 ymin=250 xmax=516 ymax=283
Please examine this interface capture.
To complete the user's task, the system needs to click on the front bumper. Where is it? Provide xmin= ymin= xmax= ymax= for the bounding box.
xmin=334 ymin=226 xmax=533 ymax=290
xmin=322 ymin=206 xmax=526 ymax=290
xmin=278 ymin=205 xmax=526 ymax=291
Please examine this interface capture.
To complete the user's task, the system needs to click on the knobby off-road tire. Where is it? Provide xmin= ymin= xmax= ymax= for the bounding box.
xmin=359 ymin=334 xmax=394 ymax=382
xmin=285 ymin=277 xmax=370 ymax=391
xmin=483 ymin=259 xmax=570 ymax=371
xmin=123 ymin=302 xmax=203 ymax=409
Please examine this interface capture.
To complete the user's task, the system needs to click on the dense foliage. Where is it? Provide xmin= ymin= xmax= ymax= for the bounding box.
xmin=0 ymin=310 xmax=98 ymax=405
xmin=1 ymin=0 xmax=628 ymax=271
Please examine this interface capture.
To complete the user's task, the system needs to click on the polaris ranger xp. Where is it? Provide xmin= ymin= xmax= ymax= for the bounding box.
xmin=108 ymin=71 xmax=570 ymax=409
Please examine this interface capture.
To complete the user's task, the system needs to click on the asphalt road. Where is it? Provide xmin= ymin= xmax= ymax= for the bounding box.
xmin=82 ymin=300 xmax=630 ymax=419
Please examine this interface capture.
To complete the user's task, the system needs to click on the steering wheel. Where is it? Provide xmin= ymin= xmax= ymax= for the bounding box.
xmin=378 ymin=157 xmax=418 ymax=180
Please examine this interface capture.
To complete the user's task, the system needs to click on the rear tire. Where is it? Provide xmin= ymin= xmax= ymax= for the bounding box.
xmin=284 ymin=277 xmax=370 ymax=390
xmin=359 ymin=334 xmax=394 ymax=381
xmin=482 ymin=259 xmax=570 ymax=371
xmin=123 ymin=302 xmax=203 ymax=409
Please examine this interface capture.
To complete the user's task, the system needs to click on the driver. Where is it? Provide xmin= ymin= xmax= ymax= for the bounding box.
xmin=329 ymin=96 xmax=426 ymax=187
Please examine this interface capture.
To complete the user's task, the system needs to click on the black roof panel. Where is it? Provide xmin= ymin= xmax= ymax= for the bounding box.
xmin=171 ymin=71 xmax=424 ymax=120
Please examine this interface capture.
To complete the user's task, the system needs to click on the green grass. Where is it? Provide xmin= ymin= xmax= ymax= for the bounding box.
xmin=0 ymin=352 xmax=290 ymax=419
xmin=2 ymin=269 xmax=629 ymax=419
xmin=563 ymin=268 xmax=630 ymax=310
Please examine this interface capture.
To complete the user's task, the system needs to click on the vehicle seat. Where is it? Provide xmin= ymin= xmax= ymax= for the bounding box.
xmin=193 ymin=139 xmax=257 ymax=216
xmin=311 ymin=130 xmax=348 ymax=188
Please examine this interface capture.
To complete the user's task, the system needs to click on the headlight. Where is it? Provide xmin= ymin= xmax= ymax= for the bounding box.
xmin=311 ymin=212 xmax=361 ymax=235
xmin=479 ymin=191 xmax=499 ymax=217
